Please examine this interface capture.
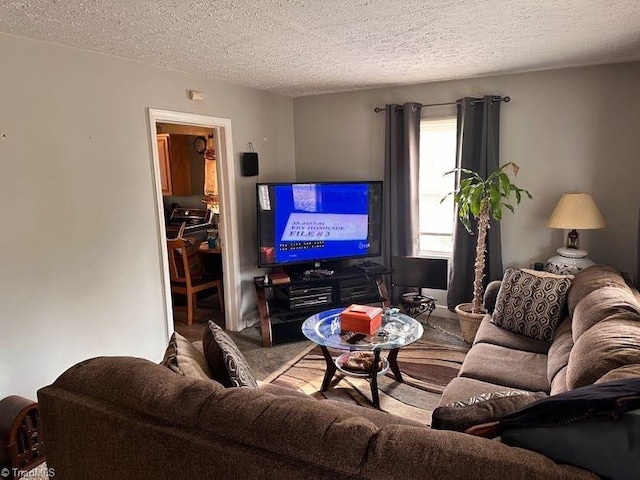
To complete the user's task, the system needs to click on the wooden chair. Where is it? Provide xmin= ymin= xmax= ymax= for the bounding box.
xmin=167 ymin=238 xmax=224 ymax=325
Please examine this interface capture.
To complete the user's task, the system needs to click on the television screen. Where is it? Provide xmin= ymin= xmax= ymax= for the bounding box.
xmin=257 ymin=181 xmax=383 ymax=267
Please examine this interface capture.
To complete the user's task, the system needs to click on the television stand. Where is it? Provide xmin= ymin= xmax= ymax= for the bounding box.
xmin=254 ymin=265 xmax=391 ymax=347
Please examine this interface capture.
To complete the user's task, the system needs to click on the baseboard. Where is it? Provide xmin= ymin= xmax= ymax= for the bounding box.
xmin=434 ymin=304 xmax=456 ymax=319
xmin=242 ymin=309 xmax=260 ymax=328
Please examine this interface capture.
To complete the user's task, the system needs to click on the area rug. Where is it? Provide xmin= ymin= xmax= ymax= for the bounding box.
xmin=264 ymin=323 xmax=470 ymax=425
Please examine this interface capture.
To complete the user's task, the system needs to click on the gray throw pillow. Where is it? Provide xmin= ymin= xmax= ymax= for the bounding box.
xmin=431 ymin=391 xmax=547 ymax=433
xmin=203 ymin=321 xmax=258 ymax=388
xmin=491 ymin=268 xmax=572 ymax=342
xmin=161 ymin=332 xmax=213 ymax=380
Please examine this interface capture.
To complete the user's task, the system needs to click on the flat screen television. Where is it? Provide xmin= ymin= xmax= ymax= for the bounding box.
xmin=257 ymin=181 xmax=383 ymax=268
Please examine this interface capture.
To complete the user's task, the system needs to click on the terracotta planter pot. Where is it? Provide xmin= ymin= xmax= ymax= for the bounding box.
xmin=454 ymin=303 xmax=485 ymax=343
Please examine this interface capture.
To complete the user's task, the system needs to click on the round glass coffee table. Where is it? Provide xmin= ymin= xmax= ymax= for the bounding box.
xmin=302 ymin=307 xmax=424 ymax=408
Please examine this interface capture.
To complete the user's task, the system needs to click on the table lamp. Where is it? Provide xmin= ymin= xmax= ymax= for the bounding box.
xmin=546 ymin=193 xmax=605 ymax=274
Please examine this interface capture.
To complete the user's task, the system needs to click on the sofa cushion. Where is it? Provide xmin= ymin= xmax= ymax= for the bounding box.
xmin=253 ymin=386 xmax=427 ymax=429
xmin=324 ymin=401 xmax=427 ymax=429
xmin=203 ymin=321 xmax=258 ymax=388
xmin=474 ymin=315 xmax=550 ymax=354
xmin=595 ymin=364 xmax=640 ymax=384
xmin=566 ymin=264 xmax=629 ymax=317
xmin=197 ymin=385 xmax=379 ymax=476
xmin=567 ymin=319 xmax=640 ymax=389
xmin=491 ymin=268 xmax=571 ymax=342
xmin=546 ymin=317 xmax=573 ymax=386
xmin=459 ymin=343 xmax=550 ymax=393
xmin=432 ymin=391 xmax=547 ymax=432
xmin=161 ymin=332 xmax=213 ymax=380
xmin=550 ymin=365 xmax=569 ymax=395
xmin=361 ymin=424 xmax=596 ymax=480
xmin=258 ymin=382 xmax=314 ymax=400
xmin=572 ymin=286 xmax=640 ymax=342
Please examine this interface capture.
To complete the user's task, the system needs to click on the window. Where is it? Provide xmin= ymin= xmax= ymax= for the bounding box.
xmin=418 ymin=117 xmax=457 ymax=257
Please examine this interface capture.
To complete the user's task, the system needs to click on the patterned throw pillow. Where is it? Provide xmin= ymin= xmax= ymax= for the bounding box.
xmin=203 ymin=321 xmax=258 ymax=388
xmin=446 ymin=390 xmax=531 ymax=407
xmin=491 ymin=268 xmax=572 ymax=342
xmin=161 ymin=332 xmax=213 ymax=380
xmin=431 ymin=391 xmax=547 ymax=432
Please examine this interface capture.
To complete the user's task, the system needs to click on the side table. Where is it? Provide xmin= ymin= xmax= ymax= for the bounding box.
xmin=0 ymin=396 xmax=45 ymax=478
xmin=400 ymin=292 xmax=436 ymax=322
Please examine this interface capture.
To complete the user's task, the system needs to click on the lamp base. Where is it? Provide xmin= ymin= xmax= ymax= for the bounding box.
xmin=545 ymin=247 xmax=594 ymax=275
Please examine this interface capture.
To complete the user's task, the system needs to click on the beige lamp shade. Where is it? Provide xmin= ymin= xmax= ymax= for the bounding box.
xmin=547 ymin=193 xmax=605 ymax=230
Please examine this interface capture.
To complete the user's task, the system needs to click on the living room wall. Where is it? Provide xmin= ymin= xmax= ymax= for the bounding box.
xmin=0 ymin=33 xmax=295 ymax=398
xmin=293 ymin=62 xmax=640 ymax=288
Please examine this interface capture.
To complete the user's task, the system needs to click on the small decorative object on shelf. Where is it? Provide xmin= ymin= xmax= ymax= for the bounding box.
xmin=206 ymin=229 xmax=218 ymax=248
xmin=0 ymin=396 xmax=45 ymax=478
xmin=269 ymin=272 xmax=290 ymax=285
xmin=201 ymin=193 xmax=220 ymax=214
xmin=336 ymin=352 xmax=385 ymax=374
xmin=340 ymin=304 xmax=383 ymax=335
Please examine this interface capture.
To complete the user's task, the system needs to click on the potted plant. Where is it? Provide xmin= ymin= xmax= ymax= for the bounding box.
xmin=442 ymin=162 xmax=531 ymax=342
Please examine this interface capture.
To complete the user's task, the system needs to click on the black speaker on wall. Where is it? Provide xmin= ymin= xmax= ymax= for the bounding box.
xmin=241 ymin=152 xmax=259 ymax=177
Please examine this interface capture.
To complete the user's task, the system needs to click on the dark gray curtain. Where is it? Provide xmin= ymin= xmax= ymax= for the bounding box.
xmin=447 ymin=96 xmax=503 ymax=309
xmin=383 ymin=102 xmax=422 ymax=304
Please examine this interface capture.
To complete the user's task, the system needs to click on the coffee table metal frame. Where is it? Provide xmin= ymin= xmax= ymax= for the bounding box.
xmin=301 ymin=308 xmax=424 ymax=408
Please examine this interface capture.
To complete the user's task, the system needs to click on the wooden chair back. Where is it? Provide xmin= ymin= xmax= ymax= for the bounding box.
xmin=167 ymin=238 xmax=206 ymax=287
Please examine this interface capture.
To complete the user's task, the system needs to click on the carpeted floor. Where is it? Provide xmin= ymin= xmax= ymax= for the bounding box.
xmin=265 ymin=316 xmax=470 ymax=425
xmin=173 ymin=295 xmax=313 ymax=380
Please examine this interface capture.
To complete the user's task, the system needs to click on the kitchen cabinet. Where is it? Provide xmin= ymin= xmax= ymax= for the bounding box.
xmin=157 ymin=134 xmax=172 ymax=195
xmin=156 ymin=133 xmax=191 ymax=196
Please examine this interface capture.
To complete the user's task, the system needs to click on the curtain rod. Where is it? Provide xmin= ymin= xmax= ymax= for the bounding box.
xmin=373 ymin=96 xmax=510 ymax=113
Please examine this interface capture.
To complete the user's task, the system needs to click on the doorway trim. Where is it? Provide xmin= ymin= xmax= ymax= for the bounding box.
xmin=147 ymin=109 xmax=242 ymax=341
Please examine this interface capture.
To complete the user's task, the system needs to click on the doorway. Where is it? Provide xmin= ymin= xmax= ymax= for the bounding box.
xmin=147 ymin=109 xmax=242 ymax=343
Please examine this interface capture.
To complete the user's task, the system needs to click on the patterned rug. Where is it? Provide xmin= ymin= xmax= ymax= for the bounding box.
xmin=265 ymin=321 xmax=470 ymax=425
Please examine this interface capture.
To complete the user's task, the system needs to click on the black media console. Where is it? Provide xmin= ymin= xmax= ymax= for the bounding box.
xmin=254 ymin=265 xmax=391 ymax=347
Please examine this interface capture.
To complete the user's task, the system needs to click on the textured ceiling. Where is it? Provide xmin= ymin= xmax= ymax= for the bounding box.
xmin=1 ymin=1 xmax=640 ymax=96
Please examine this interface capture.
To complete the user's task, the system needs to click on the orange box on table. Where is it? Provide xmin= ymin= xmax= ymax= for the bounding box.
xmin=340 ymin=304 xmax=383 ymax=335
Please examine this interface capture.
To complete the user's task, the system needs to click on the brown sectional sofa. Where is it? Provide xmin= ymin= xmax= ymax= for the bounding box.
xmin=38 ymin=356 xmax=595 ymax=479
xmin=440 ymin=265 xmax=640 ymax=406
xmin=36 ymin=265 xmax=639 ymax=479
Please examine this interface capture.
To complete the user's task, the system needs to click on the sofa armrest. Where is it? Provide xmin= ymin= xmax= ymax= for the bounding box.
xmin=362 ymin=425 xmax=597 ymax=479
xmin=483 ymin=280 xmax=502 ymax=313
